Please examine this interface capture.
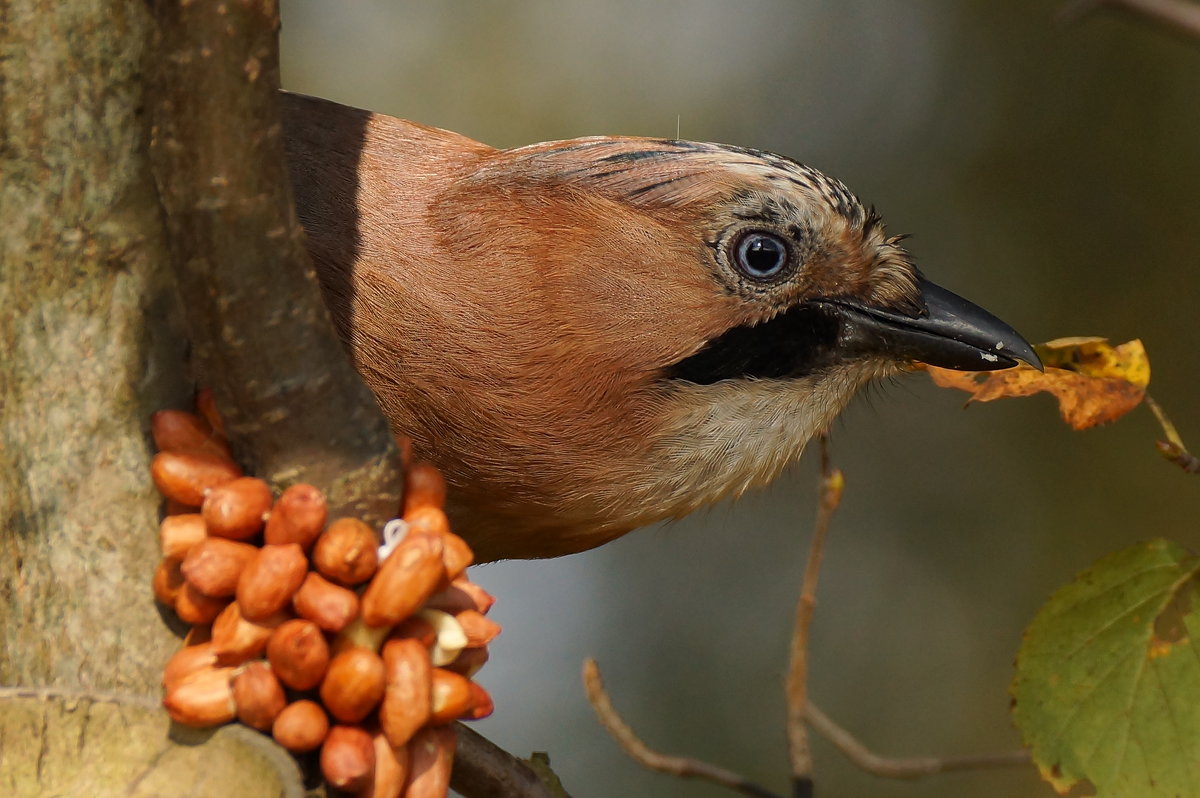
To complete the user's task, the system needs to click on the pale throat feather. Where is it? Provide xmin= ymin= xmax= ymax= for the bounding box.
xmin=621 ymin=362 xmax=884 ymax=522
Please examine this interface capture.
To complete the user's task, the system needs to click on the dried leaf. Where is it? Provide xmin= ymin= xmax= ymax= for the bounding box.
xmin=926 ymin=338 xmax=1149 ymax=430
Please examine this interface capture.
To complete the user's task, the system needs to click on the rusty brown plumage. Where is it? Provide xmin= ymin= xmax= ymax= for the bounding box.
xmin=281 ymin=92 xmax=1035 ymax=560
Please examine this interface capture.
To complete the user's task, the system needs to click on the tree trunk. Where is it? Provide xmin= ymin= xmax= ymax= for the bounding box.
xmin=0 ymin=0 xmax=190 ymax=689
xmin=0 ymin=4 xmax=555 ymax=795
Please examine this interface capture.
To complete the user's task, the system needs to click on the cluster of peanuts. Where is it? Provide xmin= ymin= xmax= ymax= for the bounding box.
xmin=150 ymin=392 xmax=498 ymax=798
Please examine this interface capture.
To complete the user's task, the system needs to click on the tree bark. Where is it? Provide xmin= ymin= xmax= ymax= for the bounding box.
xmin=1 ymin=3 xmax=554 ymax=795
xmin=145 ymin=0 xmax=404 ymax=524
xmin=0 ymin=0 xmax=190 ymax=688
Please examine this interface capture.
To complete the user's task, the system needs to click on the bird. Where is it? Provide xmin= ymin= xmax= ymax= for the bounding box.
xmin=280 ymin=92 xmax=1040 ymax=562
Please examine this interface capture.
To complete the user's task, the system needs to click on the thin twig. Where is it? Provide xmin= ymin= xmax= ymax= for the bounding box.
xmin=1145 ymin=393 xmax=1187 ymax=449
xmin=1059 ymin=0 xmax=1200 ymax=40
xmin=1145 ymin=394 xmax=1200 ymax=473
xmin=582 ymin=659 xmax=784 ymax=798
xmin=804 ymin=701 xmax=1031 ymax=778
xmin=785 ymin=434 xmax=844 ymax=796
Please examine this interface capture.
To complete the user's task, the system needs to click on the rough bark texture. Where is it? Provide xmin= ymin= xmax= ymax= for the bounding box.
xmin=0 ymin=688 xmax=303 ymax=797
xmin=146 ymin=0 xmax=404 ymax=525
xmin=1 ymin=3 xmax=553 ymax=795
xmin=0 ymin=0 xmax=191 ymax=689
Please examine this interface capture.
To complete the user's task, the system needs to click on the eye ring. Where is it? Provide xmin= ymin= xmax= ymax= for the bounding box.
xmin=731 ymin=230 xmax=791 ymax=281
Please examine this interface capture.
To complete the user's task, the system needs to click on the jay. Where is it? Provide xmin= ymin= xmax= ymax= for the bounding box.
xmin=281 ymin=93 xmax=1039 ymax=561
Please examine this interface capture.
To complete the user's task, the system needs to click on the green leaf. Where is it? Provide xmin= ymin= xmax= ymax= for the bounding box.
xmin=1012 ymin=539 xmax=1200 ymax=797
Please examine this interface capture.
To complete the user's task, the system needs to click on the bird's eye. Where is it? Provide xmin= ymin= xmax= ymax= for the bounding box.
xmin=733 ymin=231 xmax=790 ymax=281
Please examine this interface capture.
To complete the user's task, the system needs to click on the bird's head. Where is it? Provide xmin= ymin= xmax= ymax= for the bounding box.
xmin=284 ymin=95 xmax=1039 ymax=560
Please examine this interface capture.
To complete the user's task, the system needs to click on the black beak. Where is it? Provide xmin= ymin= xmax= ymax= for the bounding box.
xmin=815 ymin=279 xmax=1042 ymax=372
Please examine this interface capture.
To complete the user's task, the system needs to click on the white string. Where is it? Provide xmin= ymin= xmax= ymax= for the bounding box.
xmin=378 ymin=518 xmax=409 ymax=560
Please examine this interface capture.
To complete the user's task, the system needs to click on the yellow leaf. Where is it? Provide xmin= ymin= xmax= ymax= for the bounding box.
xmin=926 ymin=338 xmax=1149 ymax=430
xmin=1035 ymin=337 xmax=1150 ymax=388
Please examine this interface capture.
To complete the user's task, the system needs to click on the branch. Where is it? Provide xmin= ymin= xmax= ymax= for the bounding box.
xmin=583 ymin=439 xmax=1030 ymax=794
xmin=785 ymin=435 xmax=843 ymax=797
xmin=1059 ymin=0 xmax=1200 ymax=40
xmin=781 ymin=439 xmax=1029 ymax=787
xmin=1145 ymin=394 xmax=1200 ymax=473
xmin=804 ymin=701 xmax=1031 ymax=778
xmin=582 ymin=659 xmax=783 ymax=798
xmin=146 ymin=5 xmax=549 ymax=795
xmin=146 ymin=0 xmax=402 ymax=524
xmin=452 ymin=724 xmax=568 ymax=798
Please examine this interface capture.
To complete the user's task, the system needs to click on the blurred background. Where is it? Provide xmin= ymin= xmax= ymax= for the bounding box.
xmin=279 ymin=3 xmax=1200 ymax=796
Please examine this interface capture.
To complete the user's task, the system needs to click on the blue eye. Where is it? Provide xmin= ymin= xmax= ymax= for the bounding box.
xmin=734 ymin=231 xmax=789 ymax=280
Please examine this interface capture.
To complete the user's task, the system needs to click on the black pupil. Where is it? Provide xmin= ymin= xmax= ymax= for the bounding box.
xmin=740 ymin=234 xmax=786 ymax=277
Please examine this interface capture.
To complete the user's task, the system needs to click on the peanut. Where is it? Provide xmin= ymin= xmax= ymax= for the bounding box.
xmin=236 ymin=543 xmax=307 ymax=621
xmin=429 ymin=668 xmax=474 ymax=725
xmin=442 ymin=645 xmax=489 ymax=679
xmin=211 ymin=602 xmax=289 ymax=665
xmin=174 ymin=582 xmax=229 ymax=625
xmin=321 ymin=725 xmax=376 ymax=793
xmin=163 ymin=666 xmax=236 ymax=727
xmin=366 ymin=729 xmax=408 ymax=798
xmin=312 ymin=517 xmax=379 ymax=586
xmin=320 ymin=648 xmax=387 ymax=724
xmin=159 ymin=514 xmax=208 ymax=560
xmin=292 ymin=571 xmax=359 ymax=633
xmin=379 ymin=638 xmax=431 ymax=749
xmin=162 ymin=641 xmax=217 ymax=690
xmin=151 ymin=409 xmax=231 ymax=459
xmin=202 ymin=477 xmax=273 ymax=540
xmin=402 ymin=462 xmax=446 ymax=515
xmin=455 ymin=609 xmax=501 ymax=648
xmin=181 ymin=537 xmax=257 ymax=598
xmin=267 ymin=618 xmax=330 ymax=691
xmin=360 ymin=533 xmax=443 ymax=627
xmin=151 ymin=450 xmax=241 ymax=506
xmin=233 ymin=661 xmax=287 ymax=731
xmin=272 ymin=699 xmax=328 ymax=753
xmin=153 ymin=558 xmax=185 ymax=606
xmin=404 ymin=506 xmax=472 ymax=579
xmin=423 ymin=578 xmax=495 ymax=615
xmin=401 ymin=726 xmax=456 ymax=798
xmin=194 ymin=387 xmax=225 ymax=437
xmin=263 ymin=483 xmax=328 ymax=549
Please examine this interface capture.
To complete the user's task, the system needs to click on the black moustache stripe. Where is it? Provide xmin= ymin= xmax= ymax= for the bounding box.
xmin=663 ymin=305 xmax=846 ymax=384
